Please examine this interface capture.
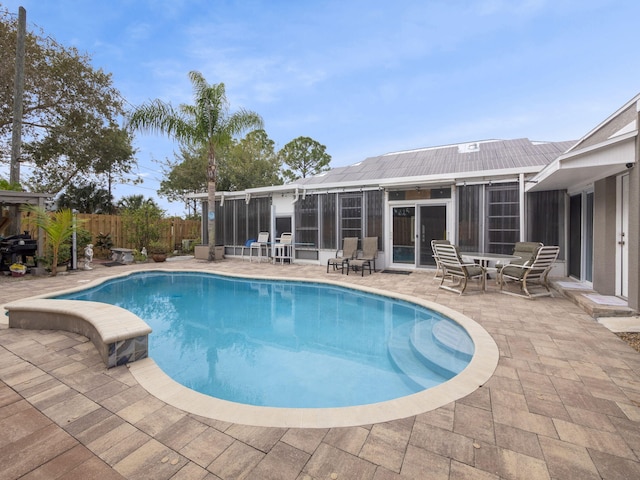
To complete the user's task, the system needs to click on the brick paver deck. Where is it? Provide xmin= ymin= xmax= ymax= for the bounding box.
xmin=1 ymin=258 xmax=639 ymax=479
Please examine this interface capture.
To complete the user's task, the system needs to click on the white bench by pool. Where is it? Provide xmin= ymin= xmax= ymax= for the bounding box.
xmin=5 ymin=298 xmax=152 ymax=368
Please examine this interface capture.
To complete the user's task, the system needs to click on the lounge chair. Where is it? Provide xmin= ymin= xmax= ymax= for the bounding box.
xmin=433 ymin=243 xmax=486 ymax=295
xmin=347 ymin=236 xmax=378 ymax=276
xmin=431 ymin=239 xmax=451 ymax=279
xmin=327 ymin=237 xmax=358 ymax=273
xmin=498 ymin=245 xmax=560 ymax=298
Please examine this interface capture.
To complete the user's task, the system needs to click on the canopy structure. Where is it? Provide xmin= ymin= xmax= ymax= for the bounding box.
xmin=0 ymin=190 xmax=52 ymax=261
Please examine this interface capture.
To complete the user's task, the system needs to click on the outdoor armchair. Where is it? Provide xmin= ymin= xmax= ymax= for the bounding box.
xmin=431 ymin=239 xmax=451 ymax=280
xmin=497 ymin=242 xmax=543 ymax=271
xmin=498 ymin=245 xmax=560 ymax=298
xmin=327 ymin=237 xmax=358 ymax=273
xmin=434 ymin=243 xmax=486 ymax=295
xmin=347 ymin=236 xmax=378 ymax=276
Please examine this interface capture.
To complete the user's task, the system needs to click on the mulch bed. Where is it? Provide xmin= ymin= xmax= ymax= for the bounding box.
xmin=617 ymin=332 xmax=640 ymax=353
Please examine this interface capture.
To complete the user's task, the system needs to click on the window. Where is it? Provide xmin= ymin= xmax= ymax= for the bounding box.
xmin=340 ymin=194 xmax=362 ymax=241
xmin=320 ymin=194 xmax=336 ymax=249
xmin=457 ymin=184 xmax=481 ymax=251
xmin=247 ymin=197 xmax=270 ymax=240
xmin=294 ymin=191 xmax=384 ymax=251
xmin=486 ymin=183 xmax=519 ymax=254
xmin=366 ymin=190 xmax=384 ymax=250
xmin=295 ymin=195 xmax=318 ymax=247
xmin=526 ymin=190 xmax=565 ymax=260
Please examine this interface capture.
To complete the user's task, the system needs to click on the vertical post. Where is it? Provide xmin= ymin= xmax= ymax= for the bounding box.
xmin=9 ymin=7 xmax=27 ymax=236
xmin=71 ymin=210 xmax=78 ymax=270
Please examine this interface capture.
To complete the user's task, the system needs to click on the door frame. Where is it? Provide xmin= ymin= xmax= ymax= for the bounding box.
xmin=387 ymin=199 xmax=452 ymax=269
xmin=616 ymin=174 xmax=629 ymax=298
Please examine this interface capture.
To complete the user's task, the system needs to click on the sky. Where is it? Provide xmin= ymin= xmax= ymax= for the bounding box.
xmin=2 ymin=0 xmax=640 ymax=216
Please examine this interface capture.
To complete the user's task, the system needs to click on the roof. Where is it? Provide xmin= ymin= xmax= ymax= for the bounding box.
xmin=296 ymin=138 xmax=575 ymax=188
xmin=527 ymin=93 xmax=639 ymax=192
xmin=188 ymin=137 xmax=576 ymax=200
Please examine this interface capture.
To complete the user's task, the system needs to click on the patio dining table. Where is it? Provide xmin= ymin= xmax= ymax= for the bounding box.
xmin=460 ymin=251 xmax=521 ymax=280
xmin=460 ymin=251 xmax=521 ymax=268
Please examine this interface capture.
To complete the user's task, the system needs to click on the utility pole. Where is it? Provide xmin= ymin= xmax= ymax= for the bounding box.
xmin=9 ymin=6 xmax=26 ymax=235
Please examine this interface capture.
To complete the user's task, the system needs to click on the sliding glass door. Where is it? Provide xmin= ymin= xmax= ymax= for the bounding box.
xmin=390 ymin=203 xmax=448 ymax=268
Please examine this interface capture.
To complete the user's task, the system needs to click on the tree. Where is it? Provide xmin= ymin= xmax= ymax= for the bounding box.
xmin=127 ymin=70 xmax=263 ymax=260
xmin=0 ymin=178 xmax=22 ymax=191
xmin=118 ymin=195 xmax=164 ymax=250
xmin=218 ymin=129 xmax=282 ymax=191
xmin=23 ymin=119 xmax=137 ymax=195
xmin=0 ymin=9 xmax=137 ymax=193
xmin=278 ymin=136 xmax=331 ymax=182
xmin=116 ymin=194 xmax=149 ymax=212
xmin=157 ymin=129 xmax=282 ymax=211
xmin=57 ymin=182 xmax=114 ymax=214
xmin=157 ymin=144 xmax=207 ymax=204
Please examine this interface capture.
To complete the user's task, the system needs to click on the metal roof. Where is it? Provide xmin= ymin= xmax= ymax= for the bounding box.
xmin=296 ymin=138 xmax=575 ymax=187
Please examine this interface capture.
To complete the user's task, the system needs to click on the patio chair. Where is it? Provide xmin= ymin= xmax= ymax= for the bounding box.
xmin=241 ymin=238 xmax=256 ymax=261
xmin=248 ymin=232 xmax=269 ymax=262
xmin=498 ymin=245 xmax=560 ymax=298
xmin=347 ymin=236 xmax=378 ymax=276
xmin=273 ymin=232 xmax=293 ymax=264
xmin=433 ymin=243 xmax=486 ymax=295
xmin=431 ymin=239 xmax=451 ymax=280
xmin=327 ymin=237 xmax=358 ymax=273
xmin=495 ymin=241 xmax=543 ymax=284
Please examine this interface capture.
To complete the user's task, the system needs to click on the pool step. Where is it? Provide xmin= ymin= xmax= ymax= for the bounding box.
xmin=388 ymin=320 xmax=474 ymax=384
xmin=410 ymin=320 xmax=474 ymax=378
xmin=388 ymin=322 xmax=445 ymax=390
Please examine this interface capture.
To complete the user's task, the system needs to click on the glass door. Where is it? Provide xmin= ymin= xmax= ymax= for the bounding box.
xmin=391 ymin=206 xmax=415 ymax=264
xmin=419 ymin=205 xmax=447 ymax=267
xmin=568 ymin=194 xmax=581 ymax=279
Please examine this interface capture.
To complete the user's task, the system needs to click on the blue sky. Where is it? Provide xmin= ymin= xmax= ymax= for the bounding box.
xmin=2 ymin=0 xmax=640 ymax=215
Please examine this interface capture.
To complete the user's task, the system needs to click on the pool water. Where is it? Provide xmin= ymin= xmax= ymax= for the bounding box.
xmin=56 ymin=272 xmax=474 ymax=408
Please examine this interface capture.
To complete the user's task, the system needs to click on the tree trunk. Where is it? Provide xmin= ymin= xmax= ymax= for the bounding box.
xmin=207 ymin=149 xmax=217 ymax=261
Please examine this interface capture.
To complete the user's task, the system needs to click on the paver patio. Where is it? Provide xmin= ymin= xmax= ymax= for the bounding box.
xmin=1 ymin=258 xmax=639 ymax=479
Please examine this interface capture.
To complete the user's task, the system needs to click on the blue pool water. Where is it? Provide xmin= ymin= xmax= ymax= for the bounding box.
xmin=55 ymin=272 xmax=474 ymax=408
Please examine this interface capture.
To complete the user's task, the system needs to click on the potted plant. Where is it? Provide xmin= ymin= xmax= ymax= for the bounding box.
xmin=9 ymin=262 xmax=27 ymax=277
xmin=21 ymin=206 xmax=84 ymax=276
xmin=148 ymin=241 xmax=169 ymax=262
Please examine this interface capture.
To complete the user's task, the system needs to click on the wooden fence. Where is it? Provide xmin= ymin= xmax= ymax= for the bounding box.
xmin=19 ymin=213 xmax=201 ymax=254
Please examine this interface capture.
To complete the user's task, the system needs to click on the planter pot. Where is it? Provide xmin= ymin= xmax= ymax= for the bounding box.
xmin=152 ymin=253 xmax=167 ymax=262
xmin=194 ymin=245 xmax=224 ymax=261
xmin=11 ymin=271 xmax=26 ymax=277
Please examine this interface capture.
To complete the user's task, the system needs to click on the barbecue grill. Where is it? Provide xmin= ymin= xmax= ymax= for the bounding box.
xmin=0 ymin=232 xmax=37 ymax=271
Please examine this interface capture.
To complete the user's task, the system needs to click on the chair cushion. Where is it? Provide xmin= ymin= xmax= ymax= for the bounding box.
xmin=465 ymin=265 xmax=484 ymax=277
xmin=511 ymin=242 xmax=542 ymax=266
xmin=501 ymin=264 xmax=527 ymax=279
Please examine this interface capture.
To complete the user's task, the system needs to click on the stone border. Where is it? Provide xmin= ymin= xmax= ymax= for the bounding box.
xmin=12 ymin=269 xmax=499 ymax=428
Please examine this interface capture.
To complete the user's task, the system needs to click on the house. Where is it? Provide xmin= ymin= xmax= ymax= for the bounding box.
xmin=190 ymin=93 xmax=640 ymax=311
xmin=192 ymin=137 xmax=573 ymax=269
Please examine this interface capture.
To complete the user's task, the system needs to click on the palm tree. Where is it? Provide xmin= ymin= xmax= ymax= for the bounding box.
xmin=21 ymin=206 xmax=80 ymax=277
xmin=127 ymin=71 xmax=264 ymax=260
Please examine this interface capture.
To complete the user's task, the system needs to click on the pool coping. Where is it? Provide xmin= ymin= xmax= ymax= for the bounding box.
xmin=16 ymin=268 xmax=500 ymax=428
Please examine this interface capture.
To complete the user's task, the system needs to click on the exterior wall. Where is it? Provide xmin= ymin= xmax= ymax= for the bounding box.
xmin=272 ymin=193 xmax=296 ymax=216
xmin=593 ymin=177 xmax=618 ymax=295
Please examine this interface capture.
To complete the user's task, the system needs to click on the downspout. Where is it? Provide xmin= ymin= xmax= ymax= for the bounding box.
xmin=519 ymin=173 xmax=526 ymax=241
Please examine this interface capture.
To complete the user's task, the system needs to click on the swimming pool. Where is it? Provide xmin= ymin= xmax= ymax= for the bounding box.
xmin=54 ymin=271 xmax=475 ymax=409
